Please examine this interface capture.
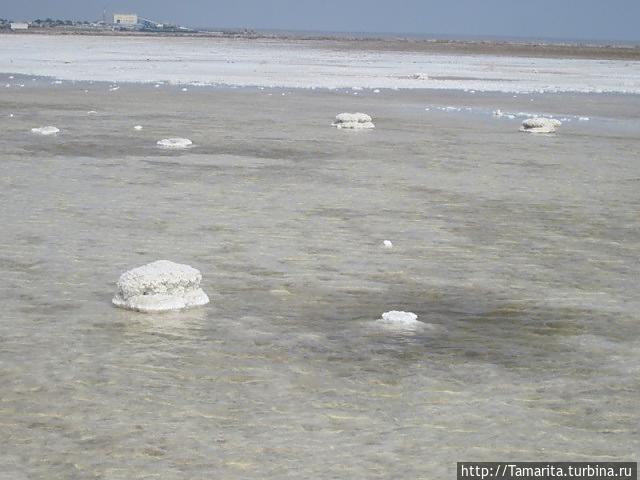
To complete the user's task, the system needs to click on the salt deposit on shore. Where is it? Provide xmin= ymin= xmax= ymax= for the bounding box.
xmin=112 ymin=260 xmax=209 ymax=313
xmin=133 ymin=125 xmax=143 ymax=130
xmin=157 ymin=138 xmax=193 ymax=149
xmin=332 ymin=113 xmax=375 ymax=129
xmin=31 ymin=126 xmax=60 ymax=136
xmin=6 ymin=36 xmax=636 ymax=93
xmin=383 ymin=240 xmax=393 ymax=249
xmin=520 ymin=117 xmax=561 ymax=133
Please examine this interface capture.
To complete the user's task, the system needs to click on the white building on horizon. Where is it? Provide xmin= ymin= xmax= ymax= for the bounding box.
xmin=113 ymin=13 xmax=138 ymax=26
xmin=10 ymin=22 xmax=29 ymax=30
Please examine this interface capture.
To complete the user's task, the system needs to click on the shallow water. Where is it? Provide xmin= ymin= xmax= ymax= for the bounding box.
xmin=1 ymin=80 xmax=639 ymax=479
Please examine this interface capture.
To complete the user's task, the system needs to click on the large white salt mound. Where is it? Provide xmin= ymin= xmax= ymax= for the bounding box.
xmin=332 ymin=112 xmax=375 ymax=129
xmin=112 ymin=260 xmax=209 ymax=313
xmin=157 ymin=138 xmax=192 ymax=149
xmin=31 ymin=126 xmax=60 ymax=136
xmin=519 ymin=117 xmax=561 ymax=133
xmin=380 ymin=311 xmax=419 ymax=325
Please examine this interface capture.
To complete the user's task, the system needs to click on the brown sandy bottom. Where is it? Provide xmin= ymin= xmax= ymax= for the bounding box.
xmin=1 ymin=81 xmax=639 ymax=479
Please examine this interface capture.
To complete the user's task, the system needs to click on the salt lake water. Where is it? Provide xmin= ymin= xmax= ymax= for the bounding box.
xmin=1 ymin=37 xmax=639 ymax=478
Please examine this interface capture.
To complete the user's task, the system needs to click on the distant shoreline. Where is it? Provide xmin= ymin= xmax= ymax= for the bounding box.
xmin=4 ymin=30 xmax=640 ymax=61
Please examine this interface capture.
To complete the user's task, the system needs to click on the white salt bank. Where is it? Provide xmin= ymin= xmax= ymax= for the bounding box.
xmin=157 ymin=138 xmax=192 ymax=149
xmin=379 ymin=311 xmax=421 ymax=326
xmin=31 ymin=126 xmax=60 ymax=136
xmin=332 ymin=113 xmax=375 ymax=129
xmin=112 ymin=260 xmax=209 ymax=313
xmin=133 ymin=125 xmax=143 ymax=130
xmin=382 ymin=240 xmax=393 ymax=249
xmin=519 ymin=117 xmax=561 ymax=133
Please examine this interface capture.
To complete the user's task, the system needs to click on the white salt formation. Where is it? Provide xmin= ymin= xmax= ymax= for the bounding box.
xmin=332 ymin=113 xmax=375 ymax=129
xmin=31 ymin=126 xmax=60 ymax=136
xmin=383 ymin=240 xmax=393 ymax=249
xmin=519 ymin=117 xmax=561 ymax=133
xmin=112 ymin=260 xmax=209 ymax=313
xmin=134 ymin=125 xmax=143 ymax=130
xmin=157 ymin=138 xmax=192 ymax=149
xmin=380 ymin=311 xmax=420 ymax=325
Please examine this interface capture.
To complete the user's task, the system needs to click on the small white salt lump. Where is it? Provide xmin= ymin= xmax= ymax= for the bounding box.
xmin=31 ymin=126 xmax=60 ymax=136
xmin=157 ymin=138 xmax=192 ymax=149
xmin=373 ymin=89 xmax=380 ymax=93
xmin=112 ymin=260 xmax=209 ymax=313
xmin=579 ymin=116 xmax=590 ymax=121
xmin=380 ymin=311 xmax=420 ymax=325
xmin=332 ymin=112 xmax=375 ymax=129
xmin=383 ymin=240 xmax=393 ymax=249
xmin=134 ymin=125 xmax=143 ymax=130
xmin=181 ymin=87 xmax=188 ymax=92
xmin=519 ymin=117 xmax=561 ymax=133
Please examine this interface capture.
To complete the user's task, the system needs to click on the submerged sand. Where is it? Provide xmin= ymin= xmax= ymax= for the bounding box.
xmin=1 ymin=79 xmax=639 ymax=478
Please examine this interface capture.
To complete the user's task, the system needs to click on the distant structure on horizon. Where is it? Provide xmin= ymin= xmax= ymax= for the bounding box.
xmin=10 ymin=22 xmax=29 ymax=30
xmin=113 ymin=13 xmax=138 ymax=26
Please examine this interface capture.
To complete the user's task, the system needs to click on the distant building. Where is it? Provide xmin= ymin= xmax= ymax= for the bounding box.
xmin=113 ymin=13 xmax=138 ymax=26
xmin=10 ymin=22 xmax=29 ymax=30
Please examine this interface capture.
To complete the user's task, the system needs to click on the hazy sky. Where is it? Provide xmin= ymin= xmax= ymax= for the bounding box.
xmin=3 ymin=0 xmax=640 ymax=42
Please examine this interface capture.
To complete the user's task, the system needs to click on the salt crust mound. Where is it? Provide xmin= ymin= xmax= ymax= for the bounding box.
xmin=112 ymin=260 xmax=209 ymax=313
xmin=380 ymin=311 xmax=419 ymax=325
xmin=332 ymin=113 xmax=375 ymax=129
xmin=519 ymin=117 xmax=561 ymax=133
xmin=31 ymin=126 xmax=60 ymax=136
xmin=157 ymin=137 xmax=192 ymax=149
xmin=382 ymin=240 xmax=393 ymax=249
